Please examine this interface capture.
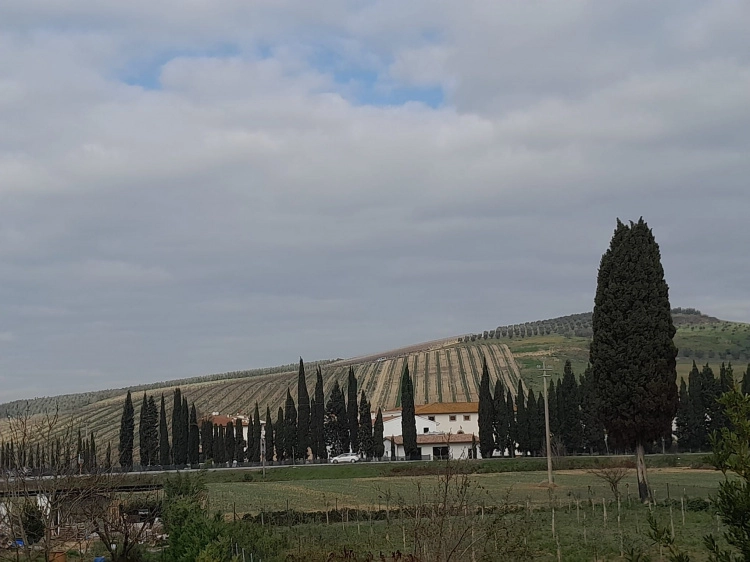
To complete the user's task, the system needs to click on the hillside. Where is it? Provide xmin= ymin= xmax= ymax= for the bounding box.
xmin=2 ymin=308 xmax=748 ymax=452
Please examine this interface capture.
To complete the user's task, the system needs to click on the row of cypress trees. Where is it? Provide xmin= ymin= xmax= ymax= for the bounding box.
xmin=117 ymin=359 xmax=389 ymax=467
xmin=478 ymin=359 xmax=607 ymax=458
xmin=676 ymin=361 xmax=750 ymax=451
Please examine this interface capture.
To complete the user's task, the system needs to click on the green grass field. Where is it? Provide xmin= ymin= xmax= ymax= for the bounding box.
xmin=207 ymin=465 xmax=733 ymax=561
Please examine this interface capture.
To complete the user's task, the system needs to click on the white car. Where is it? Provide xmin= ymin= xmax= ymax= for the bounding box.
xmin=330 ymin=453 xmax=360 ymax=464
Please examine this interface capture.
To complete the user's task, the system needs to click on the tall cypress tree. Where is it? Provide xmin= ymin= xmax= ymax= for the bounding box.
xmin=493 ymin=380 xmax=507 ymax=456
xmin=265 ymin=406 xmax=275 ymax=462
xmin=506 ymin=389 xmax=516 ymax=458
xmin=357 ymin=391 xmax=373 ymax=458
xmin=559 ymin=361 xmax=582 ymax=454
xmin=118 ymin=390 xmax=135 ymax=469
xmin=579 ymin=366 xmax=605 ymax=454
xmin=180 ymin=398 xmax=190 ymax=464
xmin=225 ymin=421 xmax=235 ymax=463
xmin=515 ymin=381 xmax=528 ymax=456
xmin=245 ymin=413 xmax=254 ymax=462
xmin=526 ymin=388 xmax=540 ymax=456
xmin=478 ymin=358 xmax=495 ymax=459
xmin=216 ymin=425 xmax=226 ymax=464
xmin=188 ymin=404 xmax=200 ymax=465
xmin=591 ymin=218 xmax=678 ymax=502
xmin=159 ymin=394 xmax=171 ymax=466
xmin=252 ymin=403 xmax=262 ymax=462
xmin=201 ymin=420 xmax=213 ymax=462
xmin=276 ymin=407 xmax=285 ymax=461
xmin=145 ymin=396 xmax=159 ymax=466
xmin=171 ymin=388 xmax=183 ymax=465
xmin=742 ymin=364 xmax=750 ymax=396
xmin=138 ymin=393 xmax=150 ymax=466
xmin=687 ymin=361 xmax=707 ymax=450
xmin=314 ymin=366 xmax=326 ymax=459
xmin=324 ymin=380 xmax=348 ymax=457
xmin=400 ymin=364 xmax=418 ymax=459
xmin=347 ymin=367 xmax=359 ymax=453
xmin=284 ymin=389 xmax=298 ymax=459
xmin=373 ymin=408 xmax=385 ymax=459
xmin=675 ymin=378 xmax=692 ymax=451
xmin=235 ymin=418 xmax=245 ymax=462
xmin=297 ymin=359 xmax=311 ymax=461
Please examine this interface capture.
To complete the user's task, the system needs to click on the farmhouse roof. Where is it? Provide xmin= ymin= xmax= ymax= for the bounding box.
xmin=387 ymin=433 xmax=476 ymax=445
xmin=414 ymin=402 xmax=478 ymax=415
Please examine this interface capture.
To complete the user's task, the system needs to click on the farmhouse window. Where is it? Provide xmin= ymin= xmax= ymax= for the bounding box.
xmin=449 ymin=415 xmax=457 ymax=421
xmin=463 ymin=415 xmax=470 ymax=421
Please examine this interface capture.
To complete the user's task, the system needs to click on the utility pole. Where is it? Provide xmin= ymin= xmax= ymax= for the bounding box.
xmin=538 ymin=362 xmax=554 ymax=486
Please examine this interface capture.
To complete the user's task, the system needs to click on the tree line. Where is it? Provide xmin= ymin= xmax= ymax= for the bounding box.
xmin=113 ymin=359 xmax=388 ymax=469
xmin=478 ymin=359 xmax=606 ymax=459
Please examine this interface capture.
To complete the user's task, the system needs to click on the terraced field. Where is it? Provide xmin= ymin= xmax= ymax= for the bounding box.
xmin=12 ymin=341 xmax=522 ymax=452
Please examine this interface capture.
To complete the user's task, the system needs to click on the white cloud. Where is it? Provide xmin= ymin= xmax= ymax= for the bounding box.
xmin=0 ymin=1 xmax=748 ymax=400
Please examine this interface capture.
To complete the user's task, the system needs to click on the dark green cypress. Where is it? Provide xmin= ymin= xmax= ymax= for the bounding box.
xmin=90 ymin=433 xmax=97 ymax=471
xmin=216 ymin=425 xmax=226 ymax=464
xmin=324 ymin=380 xmax=348 ymax=457
xmin=590 ymin=218 xmax=678 ymax=501
xmin=171 ymin=388 xmax=183 ymax=465
xmin=297 ymin=358 xmax=311 ymax=461
xmin=478 ymin=357 xmax=495 ymax=459
xmin=526 ymin=388 xmax=540 ymax=456
xmin=276 ymin=407 xmax=285 ymax=460
xmin=400 ymin=364 xmax=418 ymax=459
xmin=138 ymin=392 xmax=150 ymax=466
xmin=559 ymin=361 xmax=582 ymax=454
xmin=357 ymin=391 xmax=373 ymax=458
xmin=284 ymin=389 xmax=298 ymax=459
xmin=118 ymin=390 xmax=135 ymax=469
xmin=515 ymin=381 xmax=528 ymax=455
xmin=314 ymin=366 xmax=326 ymax=459
xmin=742 ymin=364 xmax=750 ymax=396
xmin=226 ymin=422 xmax=236 ymax=462
xmin=201 ymin=420 xmax=213 ymax=462
xmin=347 ymin=367 xmax=359 ymax=453
xmin=373 ymin=408 xmax=385 ymax=459
xmin=687 ymin=361 xmax=707 ymax=450
xmin=105 ymin=442 xmax=111 ymax=470
xmin=265 ymin=406 xmax=275 ymax=462
xmin=235 ymin=417 xmax=245 ymax=462
xmin=675 ymin=378 xmax=691 ymax=451
xmin=493 ymin=380 xmax=507 ymax=456
xmin=188 ymin=404 xmax=199 ymax=465
xmin=159 ymin=395 xmax=171 ymax=465
xmin=252 ymin=403 xmax=262 ymax=462
xmin=579 ymin=366 xmax=605 ymax=454
xmin=146 ymin=396 xmax=159 ymax=465
xmin=245 ymin=413 xmax=254 ymax=462
xmin=506 ymin=389 xmax=516 ymax=458
xmin=180 ymin=398 xmax=189 ymax=464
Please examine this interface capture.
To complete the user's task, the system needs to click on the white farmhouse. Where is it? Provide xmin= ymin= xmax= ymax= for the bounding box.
xmin=383 ymin=433 xmax=478 ymax=460
xmin=414 ymin=402 xmax=479 ymax=436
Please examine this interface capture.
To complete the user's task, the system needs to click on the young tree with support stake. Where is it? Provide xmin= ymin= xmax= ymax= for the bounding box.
xmin=590 ymin=218 xmax=678 ymax=502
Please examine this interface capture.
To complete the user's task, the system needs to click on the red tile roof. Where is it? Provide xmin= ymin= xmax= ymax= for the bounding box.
xmin=414 ymin=402 xmax=478 ymax=415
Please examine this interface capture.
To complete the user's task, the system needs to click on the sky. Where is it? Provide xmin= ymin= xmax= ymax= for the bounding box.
xmin=1 ymin=1 xmax=749 ymax=402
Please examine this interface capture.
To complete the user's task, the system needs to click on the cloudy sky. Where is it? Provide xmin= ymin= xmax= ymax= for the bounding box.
xmin=1 ymin=1 xmax=749 ymax=401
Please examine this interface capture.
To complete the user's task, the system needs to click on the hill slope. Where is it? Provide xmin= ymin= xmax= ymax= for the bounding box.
xmin=2 ymin=309 xmax=747 ymax=453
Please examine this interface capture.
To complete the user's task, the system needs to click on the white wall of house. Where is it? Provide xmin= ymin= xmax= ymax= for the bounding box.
xmin=383 ymin=439 xmax=480 ymax=460
xmin=423 ymin=412 xmax=479 ymax=436
xmin=381 ymin=414 xmax=438 ymax=438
